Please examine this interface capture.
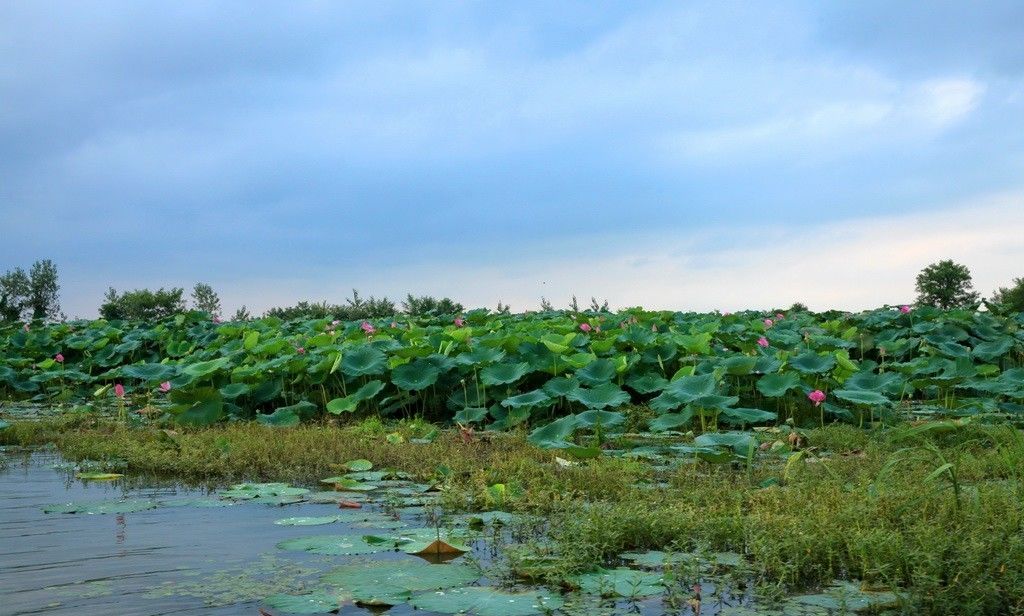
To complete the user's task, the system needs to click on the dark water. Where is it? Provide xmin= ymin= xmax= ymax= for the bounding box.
xmin=1 ymin=448 xmax=895 ymax=616
xmin=0 ymin=449 xmax=450 ymax=615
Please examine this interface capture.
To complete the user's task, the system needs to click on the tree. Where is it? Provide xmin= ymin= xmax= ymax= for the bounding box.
xmin=191 ymin=282 xmax=221 ymax=317
xmin=402 ymin=294 xmax=463 ymax=317
xmin=915 ymin=259 xmax=980 ymax=309
xmin=28 ymin=259 xmax=60 ymax=320
xmin=991 ymin=278 xmax=1024 ymax=312
xmin=789 ymin=302 xmax=809 ymax=312
xmin=100 ymin=287 xmax=186 ymax=321
xmin=0 ymin=267 xmax=30 ymax=321
xmin=232 ymin=305 xmax=253 ymax=321
xmin=539 ymin=297 xmax=554 ymax=311
xmin=0 ymin=260 xmax=60 ymax=321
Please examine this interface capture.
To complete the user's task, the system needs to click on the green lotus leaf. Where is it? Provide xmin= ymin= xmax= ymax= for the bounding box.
xmin=345 ymin=458 xmax=373 ymax=471
xmin=542 ymin=376 xmax=580 ymax=398
xmin=256 ymin=407 xmax=300 ymax=427
xmin=527 ymin=414 xmax=582 ymax=448
xmin=567 ymin=383 xmax=630 ymax=409
xmin=664 ymin=373 xmax=717 ymax=400
xmin=789 ymin=351 xmax=836 ymax=374
xmin=454 ymin=346 xmax=506 ymax=365
xmin=276 ymin=534 xmax=390 ymax=555
xmin=322 ymin=560 xmax=480 ymax=606
xmin=122 ymin=362 xmax=177 ymax=382
xmin=973 ymin=337 xmax=1015 ymax=362
xmin=756 ymin=372 xmax=802 ymax=397
xmin=327 ymin=380 xmax=385 ymax=414
xmin=721 ymin=356 xmax=757 ymax=375
xmin=480 ymin=362 xmax=531 ymax=386
xmin=409 ymin=586 xmax=564 ymax=616
xmin=626 ymin=372 xmax=669 ymax=394
xmin=576 ymin=358 xmax=616 ymax=385
xmin=392 ymin=360 xmax=441 ymax=391
xmin=575 ymin=567 xmax=665 ymax=598
xmin=500 ymin=389 xmax=552 ymax=409
xmin=575 ymin=409 xmax=625 ymax=428
xmin=453 ymin=406 xmax=489 ymax=423
xmin=649 ymin=410 xmax=694 ymax=432
xmin=182 ymin=356 xmax=231 ymax=378
xmin=168 ymin=387 xmax=223 ymax=426
xmin=694 ymin=431 xmax=757 ymax=455
xmin=341 ymin=345 xmax=388 ymax=377
xmin=719 ymin=407 xmax=777 ymax=424
xmin=219 ymin=382 xmax=250 ymax=399
xmin=674 ymin=332 xmax=713 ymax=354
xmin=832 ymin=389 xmax=891 ymax=406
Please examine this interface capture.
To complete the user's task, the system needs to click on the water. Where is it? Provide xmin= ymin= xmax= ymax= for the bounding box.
xmin=0 ymin=449 xmax=452 ymax=615
xmin=0 ymin=448 xmax=895 ymax=615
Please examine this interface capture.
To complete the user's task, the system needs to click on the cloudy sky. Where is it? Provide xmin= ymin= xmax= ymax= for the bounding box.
xmin=2 ymin=1 xmax=1023 ymax=318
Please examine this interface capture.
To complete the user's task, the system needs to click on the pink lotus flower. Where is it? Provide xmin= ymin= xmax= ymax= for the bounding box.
xmin=651 ymin=323 xmax=658 ymax=332
xmin=579 ymin=323 xmax=592 ymax=333
xmin=360 ymin=321 xmax=376 ymax=335
xmin=776 ymin=313 xmax=785 ymax=320
xmin=114 ymin=384 xmax=125 ymax=398
xmin=22 ymin=323 xmax=30 ymax=332
xmin=296 ymin=346 xmax=305 ymax=354
xmin=332 ymin=320 xmax=341 ymax=326
xmin=390 ymin=321 xmax=398 ymax=328
xmin=808 ymin=390 xmax=826 ymax=406
xmin=212 ymin=315 xmax=222 ymax=324
xmin=764 ymin=318 xmax=774 ymax=328
xmin=757 ymin=337 xmax=769 ymax=348
xmin=159 ymin=381 xmax=171 ymax=393
xmin=454 ymin=317 xmax=465 ymax=327
xmin=54 ymin=353 xmax=64 ymax=363
xmin=900 ymin=305 xmax=911 ymax=314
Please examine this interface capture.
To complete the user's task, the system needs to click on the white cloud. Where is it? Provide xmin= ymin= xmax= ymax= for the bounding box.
xmin=154 ymin=189 xmax=1024 ymax=319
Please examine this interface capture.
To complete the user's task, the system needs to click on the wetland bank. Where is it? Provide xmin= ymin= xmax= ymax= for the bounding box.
xmin=2 ymin=305 xmax=1024 ymax=614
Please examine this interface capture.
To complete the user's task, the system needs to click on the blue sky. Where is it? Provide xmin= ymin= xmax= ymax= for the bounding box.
xmin=2 ymin=1 xmax=1023 ymax=317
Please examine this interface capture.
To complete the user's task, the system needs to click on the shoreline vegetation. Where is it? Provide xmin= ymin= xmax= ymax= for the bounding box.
xmin=3 ymin=417 xmax=1024 ymax=613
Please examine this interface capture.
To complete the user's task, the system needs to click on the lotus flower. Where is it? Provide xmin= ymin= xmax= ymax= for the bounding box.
xmin=54 ymin=353 xmax=64 ymax=363
xmin=22 ymin=323 xmax=29 ymax=332
xmin=332 ymin=320 xmax=341 ymax=326
xmin=212 ymin=315 xmax=222 ymax=324
xmin=579 ymin=323 xmax=592 ymax=333
xmin=114 ymin=384 xmax=125 ymax=398
xmin=776 ymin=313 xmax=785 ymax=320
xmin=757 ymin=337 xmax=769 ymax=348
xmin=296 ymin=346 xmax=305 ymax=354
xmin=808 ymin=390 xmax=826 ymax=406
xmin=159 ymin=381 xmax=171 ymax=393
xmin=651 ymin=323 xmax=658 ymax=332
xmin=390 ymin=321 xmax=398 ymax=328
xmin=900 ymin=305 xmax=911 ymax=314
xmin=454 ymin=317 xmax=465 ymax=327
xmin=764 ymin=318 xmax=774 ymax=328
xmin=360 ymin=321 xmax=376 ymax=335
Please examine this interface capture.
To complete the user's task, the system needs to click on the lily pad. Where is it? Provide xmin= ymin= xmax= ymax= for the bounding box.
xmin=262 ymin=591 xmax=344 ymax=614
xmin=409 ymin=586 xmax=564 ymax=616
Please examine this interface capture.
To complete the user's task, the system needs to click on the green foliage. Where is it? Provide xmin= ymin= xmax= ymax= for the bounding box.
xmin=191 ymin=282 xmax=221 ymax=317
xmin=99 ymin=287 xmax=186 ymax=320
xmin=915 ymin=259 xmax=980 ymax=309
xmin=991 ymin=277 xmax=1024 ymax=312
xmin=0 ymin=259 xmax=60 ymax=321
xmin=401 ymin=293 xmax=464 ymax=317
xmin=265 ymin=289 xmax=399 ymax=321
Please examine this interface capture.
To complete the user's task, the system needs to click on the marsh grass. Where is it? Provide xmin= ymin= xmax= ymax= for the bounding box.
xmin=3 ymin=418 xmax=1024 ymax=613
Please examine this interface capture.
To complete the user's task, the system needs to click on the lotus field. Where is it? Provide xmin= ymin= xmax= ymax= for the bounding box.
xmin=3 ymin=305 xmax=1023 ymax=446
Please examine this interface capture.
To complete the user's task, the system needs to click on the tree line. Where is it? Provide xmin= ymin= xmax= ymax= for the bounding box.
xmin=1 ymin=258 xmax=1023 ymax=323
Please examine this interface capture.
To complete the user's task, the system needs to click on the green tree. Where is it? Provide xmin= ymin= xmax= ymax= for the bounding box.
xmin=100 ymin=287 xmax=186 ymax=321
xmin=28 ymin=259 xmax=60 ymax=320
xmin=401 ymin=294 xmax=463 ymax=317
xmin=191 ymin=282 xmax=221 ymax=317
xmin=0 ymin=267 xmax=30 ymax=321
xmin=1 ymin=260 xmax=60 ymax=321
xmin=232 ymin=305 xmax=253 ymax=321
xmin=991 ymin=278 xmax=1024 ymax=312
xmin=915 ymin=259 xmax=980 ymax=309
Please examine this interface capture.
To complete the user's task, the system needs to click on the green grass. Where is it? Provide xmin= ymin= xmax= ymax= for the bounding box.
xmin=4 ymin=418 xmax=1024 ymax=613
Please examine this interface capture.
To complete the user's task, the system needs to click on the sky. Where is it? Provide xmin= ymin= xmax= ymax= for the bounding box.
xmin=2 ymin=1 xmax=1023 ymax=318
